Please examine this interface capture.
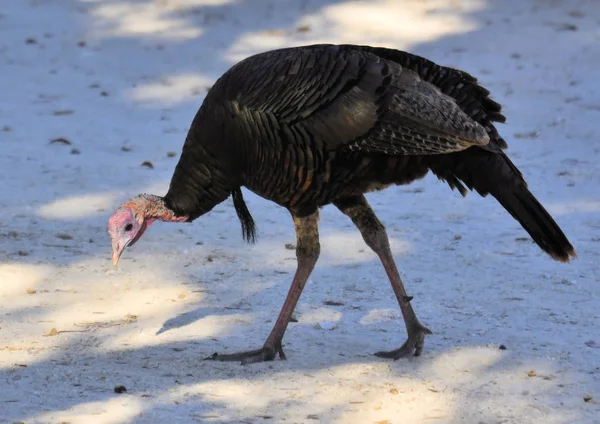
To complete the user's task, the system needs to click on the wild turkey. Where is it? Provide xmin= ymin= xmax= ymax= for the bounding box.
xmin=108 ymin=44 xmax=576 ymax=364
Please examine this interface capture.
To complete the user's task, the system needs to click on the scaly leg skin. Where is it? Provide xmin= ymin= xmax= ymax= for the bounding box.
xmin=205 ymin=210 xmax=320 ymax=365
xmin=335 ymin=195 xmax=432 ymax=359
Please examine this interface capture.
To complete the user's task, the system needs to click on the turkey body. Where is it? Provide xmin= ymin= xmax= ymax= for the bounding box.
xmin=159 ymin=44 xmax=575 ymax=364
xmin=168 ymin=44 xmax=494 ymax=216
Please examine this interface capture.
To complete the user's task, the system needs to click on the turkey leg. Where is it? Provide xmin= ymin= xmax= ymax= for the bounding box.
xmin=206 ymin=210 xmax=320 ymax=365
xmin=334 ymin=195 xmax=432 ymax=359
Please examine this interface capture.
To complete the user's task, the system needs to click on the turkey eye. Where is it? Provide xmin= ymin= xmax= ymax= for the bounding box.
xmin=125 ymin=223 xmax=133 ymax=232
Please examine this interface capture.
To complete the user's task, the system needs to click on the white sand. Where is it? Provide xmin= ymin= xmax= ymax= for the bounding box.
xmin=1 ymin=0 xmax=599 ymax=422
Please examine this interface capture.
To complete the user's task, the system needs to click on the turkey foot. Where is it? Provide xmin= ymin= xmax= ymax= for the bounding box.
xmin=335 ymin=196 xmax=433 ymax=359
xmin=375 ymin=321 xmax=432 ymax=360
xmin=205 ymin=341 xmax=286 ymax=365
xmin=205 ymin=211 xmax=319 ymax=365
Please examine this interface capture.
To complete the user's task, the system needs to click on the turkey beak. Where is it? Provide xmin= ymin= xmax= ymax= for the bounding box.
xmin=112 ymin=241 xmax=124 ymax=267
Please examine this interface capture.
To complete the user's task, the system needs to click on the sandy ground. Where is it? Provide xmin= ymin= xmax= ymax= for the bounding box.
xmin=1 ymin=0 xmax=599 ymax=422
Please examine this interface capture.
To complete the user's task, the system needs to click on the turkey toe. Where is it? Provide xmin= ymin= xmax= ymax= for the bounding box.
xmin=375 ymin=323 xmax=432 ymax=360
xmin=205 ymin=345 xmax=285 ymax=365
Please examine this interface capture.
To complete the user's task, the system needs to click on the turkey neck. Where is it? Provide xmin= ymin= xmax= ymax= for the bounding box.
xmin=163 ymin=106 xmax=241 ymax=221
xmin=127 ymin=194 xmax=187 ymax=222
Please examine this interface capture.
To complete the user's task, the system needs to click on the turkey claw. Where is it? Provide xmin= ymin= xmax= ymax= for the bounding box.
xmin=375 ymin=323 xmax=432 ymax=360
xmin=204 ymin=343 xmax=286 ymax=365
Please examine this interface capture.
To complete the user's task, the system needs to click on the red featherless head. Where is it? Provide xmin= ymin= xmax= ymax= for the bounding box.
xmin=107 ymin=194 xmax=188 ymax=267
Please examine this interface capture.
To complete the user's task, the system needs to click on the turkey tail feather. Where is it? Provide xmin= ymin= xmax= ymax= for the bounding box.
xmin=430 ymin=151 xmax=576 ymax=262
xmin=492 ymin=185 xmax=576 ymax=262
